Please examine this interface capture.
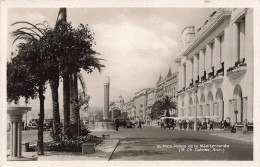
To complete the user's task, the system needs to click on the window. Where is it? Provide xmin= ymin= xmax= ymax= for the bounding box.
xmin=211 ymin=43 xmax=214 ymax=67
xmin=220 ymin=35 xmax=224 ymax=62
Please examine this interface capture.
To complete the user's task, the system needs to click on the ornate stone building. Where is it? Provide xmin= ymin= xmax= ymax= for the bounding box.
xmin=155 ymin=69 xmax=178 ymax=116
xmin=175 ymin=8 xmax=253 ymax=125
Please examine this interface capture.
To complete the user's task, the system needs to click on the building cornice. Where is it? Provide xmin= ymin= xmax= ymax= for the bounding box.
xmin=180 ymin=8 xmax=232 ymax=57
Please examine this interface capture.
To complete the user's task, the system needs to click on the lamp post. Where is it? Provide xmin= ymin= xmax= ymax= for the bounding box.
xmin=194 ymin=85 xmax=198 ymax=131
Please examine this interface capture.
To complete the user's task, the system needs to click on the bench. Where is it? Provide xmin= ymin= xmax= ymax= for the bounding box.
xmin=22 ymin=142 xmax=30 ymax=152
xmin=82 ymin=143 xmax=95 ymax=154
xmin=236 ymin=124 xmax=244 ymax=131
xmin=102 ymin=134 xmax=110 ymax=140
xmin=248 ymin=124 xmax=253 ymax=131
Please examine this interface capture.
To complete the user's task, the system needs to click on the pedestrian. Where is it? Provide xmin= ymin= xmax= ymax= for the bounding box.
xmin=198 ymin=121 xmax=202 ymax=131
xmin=137 ymin=119 xmax=142 ymax=129
xmin=224 ymin=120 xmax=228 ymax=130
xmin=210 ymin=121 xmax=214 ymax=130
xmin=160 ymin=120 xmax=164 ymax=129
xmin=158 ymin=120 xmax=160 ymax=126
xmin=243 ymin=119 xmax=248 ymax=134
xmin=115 ymin=118 xmax=120 ymax=131
xmin=179 ymin=120 xmax=183 ymax=130
xmin=183 ymin=120 xmax=187 ymax=130
xmin=123 ymin=119 xmax=126 ymax=128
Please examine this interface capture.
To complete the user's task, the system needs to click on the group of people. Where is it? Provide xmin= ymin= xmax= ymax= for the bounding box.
xmin=175 ymin=120 xmax=215 ymax=131
xmin=114 ymin=118 xmax=143 ymax=131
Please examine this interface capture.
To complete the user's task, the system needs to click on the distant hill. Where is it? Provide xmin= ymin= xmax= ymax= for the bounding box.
xmin=26 ymin=107 xmax=103 ymax=120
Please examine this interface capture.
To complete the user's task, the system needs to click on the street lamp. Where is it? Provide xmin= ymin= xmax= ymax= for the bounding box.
xmin=234 ymin=110 xmax=238 ymax=124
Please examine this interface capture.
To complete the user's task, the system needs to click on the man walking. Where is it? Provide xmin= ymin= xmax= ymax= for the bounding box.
xmin=137 ymin=119 xmax=142 ymax=129
xmin=209 ymin=121 xmax=214 ymax=130
xmin=115 ymin=118 xmax=120 ymax=131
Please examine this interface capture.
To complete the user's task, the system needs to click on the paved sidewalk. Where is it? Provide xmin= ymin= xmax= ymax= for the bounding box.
xmin=7 ymin=139 xmax=119 ymax=161
xmin=209 ymin=131 xmax=253 ymax=143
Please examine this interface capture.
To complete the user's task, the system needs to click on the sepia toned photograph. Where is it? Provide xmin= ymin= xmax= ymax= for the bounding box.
xmin=1 ymin=1 xmax=259 ymax=165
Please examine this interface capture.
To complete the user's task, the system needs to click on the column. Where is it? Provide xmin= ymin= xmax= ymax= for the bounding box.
xmin=193 ymin=54 xmax=199 ymax=80
xmin=240 ymin=20 xmax=245 ymax=59
xmin=183 ymin=64 xmax=186 ymax=88
xmin=186 ymin=60 xmax=192 ymax=86
xmin=213 ymin=37 xmax=221 ymax=66
xmin=7 ymin=107 xmax=31 ymax=159
xmin=104 ymin=76 xmax=110 ymax=120
xmin=243 ymin=97 xmax=248 ymax=121
xmin=219 ymin=101 xmax=224 ymax=121
xmin=179 ymin=65 xmax=183 ymax=89
xmin=209 ymin=102 xmax=213 ymax=117
xmin=205 ymin=44 xmax=212 ymax=70
xmin=232 ymin=22 xmax=240 ymax=63
xmin=199 ymin=50 xmax=205 ymax=74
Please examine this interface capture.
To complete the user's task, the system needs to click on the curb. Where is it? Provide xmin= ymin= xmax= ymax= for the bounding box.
xmin=108 ymin=140 xmax=120 ymax=161
xmin=209 ymin=133 xmax=253 ymax=143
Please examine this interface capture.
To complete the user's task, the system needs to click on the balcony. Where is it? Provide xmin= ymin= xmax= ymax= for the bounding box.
xmin=212 ymin=62 xmax=224 ymax=83
xmin=198 ymin=71 xmax=206 ymax=89
xmin=177 ymin=87 xmax=186 ymax=96
xmin=187 ymin=79 xmax=195 ymax=93
xmin=194 ymin=75 xmax=199 ymax=85
xmin=204 ymin=67 xmax=214 ymax=87
xmin=227 ymin=58 xmax=247 ymax=79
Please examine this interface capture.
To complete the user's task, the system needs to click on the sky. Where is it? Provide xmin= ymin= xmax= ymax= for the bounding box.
xmin=8 ymin=7 xmax=217 ymax=109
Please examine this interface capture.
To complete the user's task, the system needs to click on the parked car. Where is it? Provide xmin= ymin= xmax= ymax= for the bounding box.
xmin=28 ymin=122 xmax=38 ymax=130
xmin=126 ymin=120 xmax=136 ymax=128
xmin=43 ymin=119 xmax=53 ymax=131
xmin=160 ymin=117 xmax=176 ymax=129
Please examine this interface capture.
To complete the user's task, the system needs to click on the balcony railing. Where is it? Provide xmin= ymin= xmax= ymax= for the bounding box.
xmin=177 ymin=87 xmax=186 ymax=94
xmin=213 ymin=62 xmax=224 ymax=77
xmin=194 ymin=75 xmax=199 ymax=85
xmin=189 ymin=79 xmax=193 ymax=87
xmin=199 ymin=71 xmax=207 ymax=83
xmin=227 ymin=58 xmax=246 ymax=74
xmin=207 ymin=67 xmax=214 ymax=79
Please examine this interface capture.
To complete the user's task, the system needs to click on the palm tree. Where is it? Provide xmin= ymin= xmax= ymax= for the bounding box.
xmin=55 ymin=8 xmax=105 ymax=138
xmin=12 ymin=21 xmax=62 ymax=142
xmin=160 ymin=95 xmax=177 ymax=117
xmin=11 ymin=22 xmax=52 ymax=155
xmin=8 ymin=38 xmax=48 ymax=155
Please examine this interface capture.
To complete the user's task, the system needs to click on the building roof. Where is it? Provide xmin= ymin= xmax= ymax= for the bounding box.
xmin=167 ymin=67 xmax=172 ymax=78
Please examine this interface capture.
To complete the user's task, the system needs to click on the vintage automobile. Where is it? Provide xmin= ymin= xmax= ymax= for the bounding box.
xmin=28 ymin=122 xmax=38 ymax=130
xmin=43 ymin=119 xmax=53 ymax=131
xmin=125 ymin=120 xmax=136 ymax=128
xmin=160 ymin=117 xmax=176 ymax=129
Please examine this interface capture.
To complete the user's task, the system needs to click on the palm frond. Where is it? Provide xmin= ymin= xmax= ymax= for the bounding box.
xmin=12 ymin=30 xmax=41 ymax=39
xmin=11 ymin=21 xmax=44 ymax=35
xmin=12 ymin=34 xmax=33 ymax=45
xmin=77 ymin=72 xmax=87 ymax=98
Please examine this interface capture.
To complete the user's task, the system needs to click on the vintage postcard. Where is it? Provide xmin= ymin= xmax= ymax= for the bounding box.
xmin=0 ymin=0 xmax=259 ymax=166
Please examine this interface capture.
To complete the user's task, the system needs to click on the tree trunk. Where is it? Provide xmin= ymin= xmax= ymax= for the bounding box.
xmin=63 ymin=74 xmax=71 ymax=139
xmin=166 ymin=109 xmax=170 ymax=117
xmin=50 ymin=75 xmax=61 ymax=142
xmin=37 ymin=84 xmax=45 ymax=155
xmin=70 ymin=72 xmax=79 ymax=137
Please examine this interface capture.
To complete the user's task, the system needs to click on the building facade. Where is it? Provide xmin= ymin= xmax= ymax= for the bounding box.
xmin=133 ymin=88 xmax=149 ymax=120
xmin=155 ymin=70 xmax=179 ymax=116
xmin=175 ymin=8 xmax=253 ymax=125
xmin=146 ymin=88 xmax=156 ymax=121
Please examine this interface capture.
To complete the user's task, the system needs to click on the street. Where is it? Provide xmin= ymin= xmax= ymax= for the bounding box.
xmin=7 ymin=126 xmax=253 ymax=160
xmin=92 ymin=125 xmax=253 ymax=160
